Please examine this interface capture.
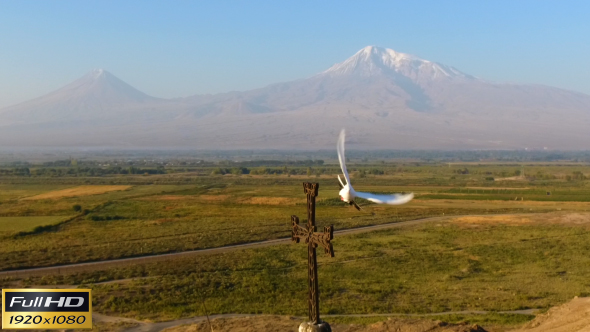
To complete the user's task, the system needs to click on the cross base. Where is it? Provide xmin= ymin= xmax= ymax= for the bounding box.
xmin=299 ymin=321 xmax=332 ymax=332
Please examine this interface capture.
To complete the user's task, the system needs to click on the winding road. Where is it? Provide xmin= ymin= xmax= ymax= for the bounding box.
xmin=0 ymin=215 xmax=450 ymax=278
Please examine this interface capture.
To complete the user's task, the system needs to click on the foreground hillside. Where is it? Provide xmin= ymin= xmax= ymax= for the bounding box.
xmin=158 ymin=297 xmax=590 ymax=332
xmin=164 ymin=316 xmax=489 ymax=332
xmin=515 ymin=297 xmax=590 ymax=332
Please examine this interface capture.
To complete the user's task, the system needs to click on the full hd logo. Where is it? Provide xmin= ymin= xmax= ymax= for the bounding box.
xmin=2 ymin=289 xmax=92 ymax=329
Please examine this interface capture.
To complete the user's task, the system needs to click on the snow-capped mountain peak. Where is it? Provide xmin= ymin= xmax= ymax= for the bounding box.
xmin=321 ymin=45 xmax=474 ymax=81
xmin=91 ymin=68 xmax=106 ymax=79
xmin=357 ymin=45 xmax=422 ymax=63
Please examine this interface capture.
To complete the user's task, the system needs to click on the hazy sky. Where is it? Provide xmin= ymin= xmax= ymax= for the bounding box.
xmin=1 ymin=0 xmax=589 ymax=108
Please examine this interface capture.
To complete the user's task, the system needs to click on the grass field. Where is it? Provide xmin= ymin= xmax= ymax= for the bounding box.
xmin=7 ymin=214 xmax=589 ymax=323
xmin=1 ymin=161 xmax=590 ymax=329
xmin=0 ymin=215 xmax=75 ymax=236
xmin=0 ymin=185 xmax=559 ymax=270
xmin=1 ymin=162 xmax=590 ymax=271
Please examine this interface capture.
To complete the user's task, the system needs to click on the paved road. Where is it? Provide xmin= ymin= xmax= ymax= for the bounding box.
xmin=0 ymin=215 xmax=453 ymax=278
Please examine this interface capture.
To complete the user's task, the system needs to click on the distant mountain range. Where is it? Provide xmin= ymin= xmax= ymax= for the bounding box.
xmin=1 ymin=46 xmax=589 ymax=149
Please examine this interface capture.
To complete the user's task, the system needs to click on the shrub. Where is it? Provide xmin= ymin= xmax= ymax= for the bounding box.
xmin=88 ymin=215 xmax=125 ymax=222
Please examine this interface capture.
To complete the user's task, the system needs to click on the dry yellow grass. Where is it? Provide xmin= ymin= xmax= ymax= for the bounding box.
xmin=451 ymin=212 xmax=590 ymax=226
xmin=139 ymin=195 xmax=197 ymax=201
xmin=239 ymin=196 xmax=302 ymax=205
xmin=198 ymin=195 xmax=231 ymax=202
xmin=22 ymin=185 xmax=132 ymax=200
xmin=494 ymin=176 xmax=526 ymax=182
xmin=465 ymin=186 xmax=530 ymax=189
xmin=452 ymin=215 xmax=533 ymax=225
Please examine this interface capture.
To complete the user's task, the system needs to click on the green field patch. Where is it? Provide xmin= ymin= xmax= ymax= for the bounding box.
xmin=0 ymin=184 xmax=72 ymax=202
xmin=0 ymin=215 xmax=74 ymax=235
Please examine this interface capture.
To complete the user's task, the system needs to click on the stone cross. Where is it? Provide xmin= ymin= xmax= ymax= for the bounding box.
xmin=291 ymin=182 xmax=334 ymax=325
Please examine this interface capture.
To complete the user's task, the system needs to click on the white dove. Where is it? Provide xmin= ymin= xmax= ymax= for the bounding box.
xmin=337 ymin=129 xmax=414 ymax=210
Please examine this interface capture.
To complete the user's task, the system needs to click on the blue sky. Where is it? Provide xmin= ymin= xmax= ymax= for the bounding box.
xmin=1 ymin=0 xmax=589 ymax=108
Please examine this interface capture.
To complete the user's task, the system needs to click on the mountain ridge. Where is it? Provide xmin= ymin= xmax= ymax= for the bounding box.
xmin=1 ymin=46 xmax=589 ymax=149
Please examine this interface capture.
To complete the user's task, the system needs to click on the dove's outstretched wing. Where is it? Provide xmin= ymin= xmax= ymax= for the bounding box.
xmin=337 ymin=129 xmax=352 ymax=187
xmin=355 ymin=192 xmax=414 ymax=205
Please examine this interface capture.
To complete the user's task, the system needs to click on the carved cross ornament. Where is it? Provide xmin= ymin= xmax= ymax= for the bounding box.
xmin=291 ymin=182 xmax=334 ymax=324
